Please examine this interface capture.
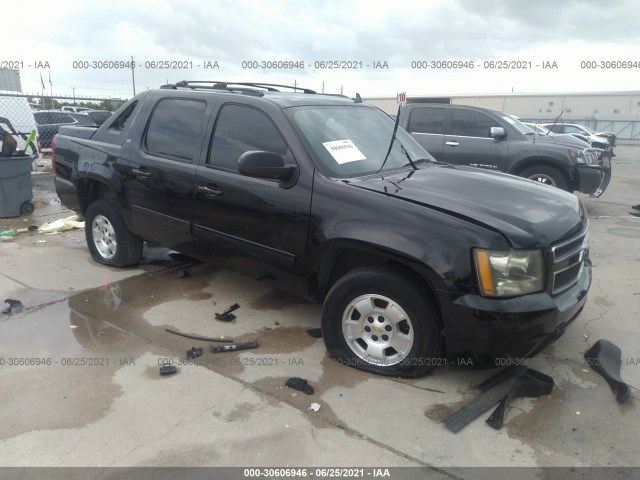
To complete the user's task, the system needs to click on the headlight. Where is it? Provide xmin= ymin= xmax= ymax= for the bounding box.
xmin=474 ymin=249 xmax=545 ymax=297
xmin=570 ymin=149 xmax=601 ymax=166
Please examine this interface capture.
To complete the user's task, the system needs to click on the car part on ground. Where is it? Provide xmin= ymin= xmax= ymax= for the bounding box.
xmin=210 ymin=340 xmax=259 ymax=353
xmin=186 ymin=347 xmax=204 ymax=359
xmin=159 ymin=363 xmax=177 ymax=375
xmin=485 ymin=369 xmax=554 ymax=429
xmin=444 ymin=367 xmax=553 ymax=432
xmin=165 ymin=327 xmax=232 ymax=343
xmin=215 ymin=303 xmax=240 ymax=322
xmin=584 ymin=339 xmax=631 ymax=403
xmin=285 ymin=377 xmax=315 ymax=395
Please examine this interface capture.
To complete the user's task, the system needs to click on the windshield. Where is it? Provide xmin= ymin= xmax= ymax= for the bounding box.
xmin=580 ymin=125 xmax=596 ymax=134
xmin=502 ymin=115 xmax=534 ymax=134
xmin=286 ymin=105 xmax=435 ymax=178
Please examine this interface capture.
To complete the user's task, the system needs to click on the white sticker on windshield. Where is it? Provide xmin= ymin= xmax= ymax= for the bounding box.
xmin=322 ymin=139 xmax=367 ymax=164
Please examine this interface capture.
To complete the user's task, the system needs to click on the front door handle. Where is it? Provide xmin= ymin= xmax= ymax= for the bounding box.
xmin=198 ymin=185 xmax=223 ymax=199
xmin=445 ymin=141 xmax=459 ymax=147
xmin=132 ymin=168 xmax=152 ymax=179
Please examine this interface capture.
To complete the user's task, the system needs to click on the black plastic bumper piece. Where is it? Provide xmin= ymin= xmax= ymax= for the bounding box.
xmin=584 ymin=339 xmax=631 ymax=403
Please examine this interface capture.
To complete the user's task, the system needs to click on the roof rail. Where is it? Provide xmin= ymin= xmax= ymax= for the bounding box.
xmin=161 ymin=81 xmax=316 ymax=95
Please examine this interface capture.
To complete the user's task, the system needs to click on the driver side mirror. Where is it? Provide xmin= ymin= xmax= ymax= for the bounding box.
xmin=490 ymin=127 xmax=506 ymax=139
xmin=238 ymin=151 xmax=298 ymax=185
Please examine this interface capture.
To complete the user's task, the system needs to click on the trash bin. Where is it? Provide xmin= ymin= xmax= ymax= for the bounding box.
xmin=0 ymin=155 xmax=34 ymax=218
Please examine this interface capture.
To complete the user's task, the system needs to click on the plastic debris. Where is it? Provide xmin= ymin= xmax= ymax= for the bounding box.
xmin=215 ymin=303 xmax=240 ymax=322
xmin=309 ymin=403 xmax=321 ymax=412
xmin=38 ymin=215 xmax=85 ymax=234
xmin=210 ymin=340 xmax=259 ymax=353
xmin=306 ymin=328 xmax=323 ymax=338
xmin=0 ymin=236 xmax=15 ymax=242
xmin=165 ymin=327 xmax=232 ymax=343
xmin=186 ymin=347 xmax=203 ymax=359
xmin=2 ymin=299 xmax=23 ymax=314
xmin=159 ymin=364 xmax=177 ymax=375
xmin=176 ymin=270 xmax=189 ymax=279
xmin=584 ymin=339 xmax=631 ymax=403
xmin=285 ymin=377 xmax=315 ymax=395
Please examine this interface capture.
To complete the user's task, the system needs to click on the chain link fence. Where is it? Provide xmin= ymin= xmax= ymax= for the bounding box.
xmin=1 ymin=93 xmax=126 ymax=159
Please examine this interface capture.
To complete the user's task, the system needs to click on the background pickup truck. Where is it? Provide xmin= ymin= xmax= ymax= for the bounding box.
xmin=398 ymin=103 xmax=611 ymax=197
xmin=53 ymin=81 xmax=592 ymax=377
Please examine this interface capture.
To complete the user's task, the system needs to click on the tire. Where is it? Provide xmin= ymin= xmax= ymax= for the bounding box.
xmin=520 ymin=165 xmax=569 ymax=191
xmin=85 ymin=198 xmax=143 ymax=267
xmin=321 ymin=266 xmax=443 ymax=378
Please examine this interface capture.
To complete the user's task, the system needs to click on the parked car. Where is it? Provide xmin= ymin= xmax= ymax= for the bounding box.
xmin=398 ymin=104 xmax=610 ymax=196
xmin=61 ymin=106 xmax=94 ymax=113
xmin=33 ymin=110 xmax=96 ymax=148
xmin=53 ymin=81 xmax=592 ymax=377
xmin=540 ymin=122 xmax=614 ymax=151
xmin=523 ymin=122 xmax=593 ymax=147
xmin=85 ymin=110 xmax=113 ymax=126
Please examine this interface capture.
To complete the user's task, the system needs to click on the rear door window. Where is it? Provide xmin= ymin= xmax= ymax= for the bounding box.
xmin=408 ymin=107 xmax=446 ymax=134
xmin=144 ymin=98 xmax=207 ymax=162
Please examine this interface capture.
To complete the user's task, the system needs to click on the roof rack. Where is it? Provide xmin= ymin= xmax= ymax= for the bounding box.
xmin=160 ymin=81 xmax=317 ymax=95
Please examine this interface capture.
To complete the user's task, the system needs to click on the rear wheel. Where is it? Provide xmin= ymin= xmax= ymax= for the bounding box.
xmin=85 ymin=198 xmax=143 ymax=267
xmin=521 ymin=165 xmax=569 ymax=191
xmin=321 ymin=266 xmax=443 ymax=377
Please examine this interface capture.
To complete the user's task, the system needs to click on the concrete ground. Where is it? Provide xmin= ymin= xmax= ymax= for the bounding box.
xmin=0 ymin=149 xmax=639 ymax=474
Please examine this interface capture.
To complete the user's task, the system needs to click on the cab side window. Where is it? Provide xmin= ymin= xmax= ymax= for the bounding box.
xmin=208 ymin=104 xmax=289 ymax=172
xmin=144 ymin=98 xmax=207 ymax=162
xmin=408 ymin=107 xmax=446 ymax=134
xmin=451 ymin=109 xmax=499 ymax=138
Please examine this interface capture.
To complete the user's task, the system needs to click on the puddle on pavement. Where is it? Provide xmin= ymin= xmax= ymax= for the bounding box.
xmin=249 ymin=289 xmax=309 ymax=310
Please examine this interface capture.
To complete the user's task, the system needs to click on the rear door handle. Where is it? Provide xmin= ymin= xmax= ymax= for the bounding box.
xmin=445 ymin=141 xmax=459 ymax=147
xmin=132 ymin=168 xmax=152 ymax=179
xmin=198 ymin=185 xmax=223 ymax=199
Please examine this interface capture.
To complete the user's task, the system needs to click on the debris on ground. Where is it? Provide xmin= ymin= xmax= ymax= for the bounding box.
xmin=186 ymin=347 xmax=203 ymax=359
xmin=443 ymin=366 xmax=553 ymax=432
xmin=38 ymin=215 xmax=85 ymax=234
xmin=632 ymin=204 xmax=640 ymax=210
xmin=2 ymin=299 xmax=23 ymax=314
xmin=159 ymin=364 xmax=177 ymax=375
xmin=306 ymin=328 xmax=322 ymax=338
xmin=165 ymin=327 xmax=232 ymax=343
xmin=584 ymin=339 xmax=631 ymax=403
xmin=285 ymin=377 xmax=315 ymax=395
xmin=308 ymin=403 xmax=321 ymax=412
xmin=215 ymin=303 xmax=240 ymax=322
xmin=210 ymin=340 xmax=259 ymax=353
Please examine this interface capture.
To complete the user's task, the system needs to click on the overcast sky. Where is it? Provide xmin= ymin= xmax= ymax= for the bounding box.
xmin=9 ymin=0 xmax=640 ymax=101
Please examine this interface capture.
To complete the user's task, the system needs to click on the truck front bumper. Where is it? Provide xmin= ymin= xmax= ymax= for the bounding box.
xmin=576 ymin=155 xmax=611 ymax=197
xmin=439 ymin=259 xmax=591 ymax=369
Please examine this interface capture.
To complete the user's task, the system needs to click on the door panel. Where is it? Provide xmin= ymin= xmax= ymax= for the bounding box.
xmin=442 ymin=108 xmax=509 ymax=171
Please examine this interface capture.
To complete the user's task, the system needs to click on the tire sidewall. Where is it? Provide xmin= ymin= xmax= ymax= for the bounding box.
xmin=321 ymin=268 xmax=441 ymax=377
xmin=85 ymin=199 xmax=129 ymax=266
xmin=522 ymin=165 xmax=568 ymax=191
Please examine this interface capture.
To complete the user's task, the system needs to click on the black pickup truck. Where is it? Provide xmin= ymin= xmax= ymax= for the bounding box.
xmin=398 ymin=103 xmax=611 ymax=197
xmin=53 ymin=81 xmax=591 ymax=377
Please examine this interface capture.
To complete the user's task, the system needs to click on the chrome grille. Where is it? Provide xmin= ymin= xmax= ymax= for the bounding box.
xmin=550 ymin=224 xmax=589 ymax=295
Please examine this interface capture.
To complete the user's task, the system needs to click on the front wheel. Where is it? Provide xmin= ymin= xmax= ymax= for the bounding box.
xmin=321 ymin=266 xmax=443 ymax=377
xmin=520 ymin=165 xmax=569 ymax=191
xmin=85 ymin=198 xmax=143 ymax=267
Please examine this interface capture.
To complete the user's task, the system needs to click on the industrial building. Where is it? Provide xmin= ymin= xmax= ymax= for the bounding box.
xmin=0 ymin=68 xmax=22 ymax=92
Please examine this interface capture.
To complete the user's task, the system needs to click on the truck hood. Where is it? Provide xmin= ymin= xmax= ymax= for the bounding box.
xmin=350 ymin=165 xmax=586 ymax=249
xmin=531 ymin=133 xmax=590 ymax=149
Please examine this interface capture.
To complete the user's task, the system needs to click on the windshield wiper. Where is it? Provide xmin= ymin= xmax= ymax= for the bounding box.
xmin=402 ymin=158 xmax=434 ymax=167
